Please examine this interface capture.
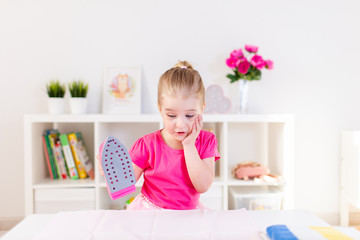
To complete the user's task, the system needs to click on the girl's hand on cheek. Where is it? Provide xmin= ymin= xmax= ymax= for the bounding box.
xmin=182 ymin=114 xmax=203 ymax=146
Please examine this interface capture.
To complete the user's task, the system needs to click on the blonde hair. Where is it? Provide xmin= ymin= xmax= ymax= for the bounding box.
xmin=157 ymin=60 xmax=205 ymax=106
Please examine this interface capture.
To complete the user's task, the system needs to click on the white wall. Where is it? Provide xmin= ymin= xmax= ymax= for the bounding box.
xmin=1 ymin=0 xmax=359 ymax=223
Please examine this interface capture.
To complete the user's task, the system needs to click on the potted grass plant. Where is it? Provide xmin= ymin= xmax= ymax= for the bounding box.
xmin=69 ymin=80 xmax=89 ymax=114
xmin=46 ymin=80 xmax=66 ymax=114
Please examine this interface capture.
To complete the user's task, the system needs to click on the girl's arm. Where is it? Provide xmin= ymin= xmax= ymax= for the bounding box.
xmin=183 ymin=115 xmax=215 ymax=193
xmin=132 ymin=163 xmax=144 ymax=182
xmin=183 ymin=147 xmax=215 ymax=193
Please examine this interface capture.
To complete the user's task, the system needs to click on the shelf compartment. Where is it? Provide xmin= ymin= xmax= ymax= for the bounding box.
xmin=227 ymin=122 xmax=286 ymax=177
xmin=30 ymin=121 xmax=95 ymax=185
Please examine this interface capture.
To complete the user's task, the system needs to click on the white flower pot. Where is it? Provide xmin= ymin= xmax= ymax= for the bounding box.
xmin=48 ymin=97 xmax=65 ymax=114
xmin=70 ymin=97 xmax=87 ymax=114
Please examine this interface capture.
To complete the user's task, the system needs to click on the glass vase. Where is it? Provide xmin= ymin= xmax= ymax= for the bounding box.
xmin=236 ymin=79 xmax=248 ymax=114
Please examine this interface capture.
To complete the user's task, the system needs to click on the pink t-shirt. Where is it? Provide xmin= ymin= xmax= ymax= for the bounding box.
xmin=129 ymin=129 xmax=220 ymax=210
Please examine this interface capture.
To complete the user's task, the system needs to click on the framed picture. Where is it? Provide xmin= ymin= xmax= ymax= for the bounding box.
xmin=102 ymin=66 xmax=141 ymax=114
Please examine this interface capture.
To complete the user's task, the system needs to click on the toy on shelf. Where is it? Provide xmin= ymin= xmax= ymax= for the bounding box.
xmin=99 ymin=136 xmax=136 ymax=200
xmin=232 ymin=161 xmax=282 ymax=183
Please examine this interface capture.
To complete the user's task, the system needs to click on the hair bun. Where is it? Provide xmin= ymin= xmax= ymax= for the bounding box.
xmin=173 ymin=60 xmax=194 ymax=70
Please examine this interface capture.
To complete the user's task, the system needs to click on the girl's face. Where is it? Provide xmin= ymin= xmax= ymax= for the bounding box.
xmin=158 ymin=94 xmax=204 ymax=143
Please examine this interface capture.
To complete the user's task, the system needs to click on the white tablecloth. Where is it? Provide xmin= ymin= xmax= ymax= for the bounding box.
xmin=3 ymin=209 xmax=360 ymax=240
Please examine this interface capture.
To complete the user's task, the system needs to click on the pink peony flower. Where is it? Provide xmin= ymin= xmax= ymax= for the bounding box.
xmin=226 ymin=57 xmax=240 ymax=69
xmin=230 ymin=49 xmax=243 ymax=58
xmin=265 ymin=60 xmax=274 ymax=70
xmin=237 ymin=57 xmax=250 ymax=74
xmin=225 ymin=46 xmax=273 ymax=82
xmin=250 ymin=55 xmax=266 ymax=69
xmin=245 ymin=44 xmax=259 ymax=53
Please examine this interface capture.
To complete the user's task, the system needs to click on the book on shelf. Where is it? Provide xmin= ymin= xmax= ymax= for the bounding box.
xmin=67 ymin=132 xmax=88 ymax=179
xmin=53 ymin=136 xmax=69 ymax=179
xmin=43 ymin=130 xmax=59 ymax=179
xmin=42 ymin=129 xmax=94 ymax=181
xmin=47 ymin=130 xmax=68 ymax=180
xmin=59 ymin=134 xmax=79 ymax=180
xmin=41 ymin=135 xmax=54 ymax=179
xmin=52 ymin=136 xmax=69 ymax=179
xmin=75 ymin=132 xmax=95 ymax=179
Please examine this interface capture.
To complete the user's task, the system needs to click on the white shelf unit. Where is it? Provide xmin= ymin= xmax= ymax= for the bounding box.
xmin=24 ymin=114 xmax=294 ymax=216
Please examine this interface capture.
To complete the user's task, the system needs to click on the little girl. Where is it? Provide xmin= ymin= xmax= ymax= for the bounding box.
xmin=100 ymin=61 xmax=220 ymax=210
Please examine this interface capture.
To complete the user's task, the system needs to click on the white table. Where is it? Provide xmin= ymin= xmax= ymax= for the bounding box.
xmin=3 ymin=210 xmax=360 ymax=240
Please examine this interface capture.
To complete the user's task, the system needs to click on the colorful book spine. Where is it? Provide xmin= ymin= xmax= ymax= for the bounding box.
xmin=54 ymin=136 xmax=68 ymax=179
xmin=41 ymin=135 xmax=54 ymax=179
xmin=43 ymin=132 xmax=58 ymax=179
xmin=48 ymin=133 xmax=61 ymax=179
xmin=75 ymin=132 xmax=95 ymax=179
xmin=59 ymin=134 xmax=79 ymax=180
xmin=67 ymin=133 xmax=88 ymax=179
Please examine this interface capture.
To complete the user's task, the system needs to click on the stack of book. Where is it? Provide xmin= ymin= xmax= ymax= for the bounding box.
xmin=42 ymin=129 xmax=95 ymax=180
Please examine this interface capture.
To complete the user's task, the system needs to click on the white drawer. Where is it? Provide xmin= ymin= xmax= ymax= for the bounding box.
xmin=229 ymin=187 xmax=282 ymax=210
xmin=35 ymin=188 xmax=95 ymax=214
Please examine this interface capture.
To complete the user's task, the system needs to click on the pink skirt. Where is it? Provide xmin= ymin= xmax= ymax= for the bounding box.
xmin=127 ymin=193 xmax=208 ymax=210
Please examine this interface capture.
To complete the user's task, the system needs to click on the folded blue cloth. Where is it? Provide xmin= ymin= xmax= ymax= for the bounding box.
xmin=266 ymin=225 xmax=299 ymax=240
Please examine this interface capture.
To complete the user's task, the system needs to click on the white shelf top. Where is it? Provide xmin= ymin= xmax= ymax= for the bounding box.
xmin=98 ymin=177 xmax=224 ymax=188
xmin=227 ymin=177 xmax=286 ymax=187
xmin=25 ymin=114 xmax=162 ymax=123
xmin=97 ymin=177 xmax=283 ymax=188
xmin=25 ymin=113 xmax=293 ymax=123
xmin=33 ymin=179 xmax=95 ymax=189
